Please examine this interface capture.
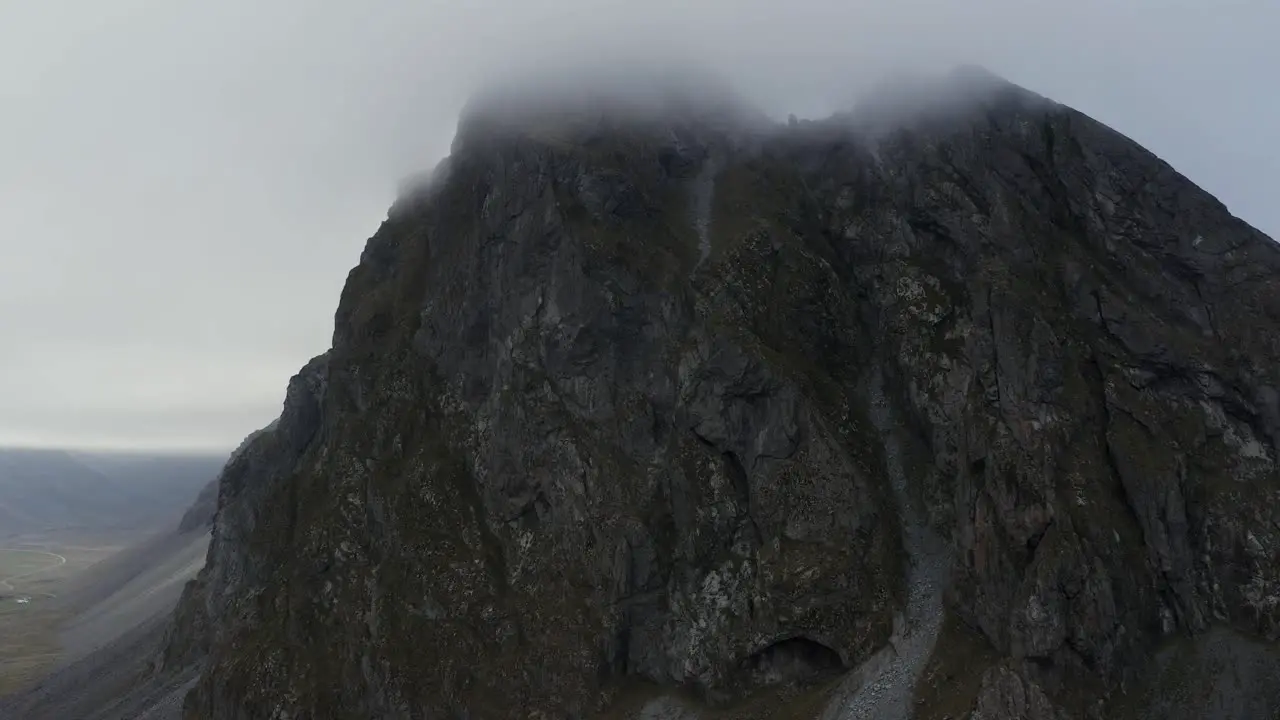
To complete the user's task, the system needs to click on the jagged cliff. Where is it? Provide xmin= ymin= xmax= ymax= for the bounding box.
xmin=163 ymin=67 xmax=1280 ymax=719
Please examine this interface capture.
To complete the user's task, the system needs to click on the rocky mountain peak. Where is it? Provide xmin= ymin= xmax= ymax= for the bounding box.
xmin=140 ymin=66 xmax=1280 ymax=720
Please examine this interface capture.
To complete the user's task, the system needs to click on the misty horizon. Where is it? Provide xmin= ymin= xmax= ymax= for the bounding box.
xmin=2 ymin=0 xmax=1277 ymax=451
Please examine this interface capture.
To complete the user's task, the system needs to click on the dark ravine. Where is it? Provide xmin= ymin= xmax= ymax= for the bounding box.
xmin=62 ymin=66 xmax=1280 ymax=718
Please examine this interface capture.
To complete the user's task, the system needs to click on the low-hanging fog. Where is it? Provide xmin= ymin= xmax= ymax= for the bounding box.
xmin=1 ymin=0 xmax=1276 ymax=450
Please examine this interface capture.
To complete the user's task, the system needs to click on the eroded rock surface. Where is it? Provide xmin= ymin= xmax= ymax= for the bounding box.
xmin=162 ymin=68 xmax=1280 ymax=719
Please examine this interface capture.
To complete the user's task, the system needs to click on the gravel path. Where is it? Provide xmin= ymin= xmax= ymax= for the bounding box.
xmin=828 ymin=370 xmax=949 ymax=720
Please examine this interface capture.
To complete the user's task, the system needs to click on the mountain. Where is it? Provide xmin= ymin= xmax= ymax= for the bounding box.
xmin=25 ymin=66 xmax=1280 ymax=719
xmin=0 ymin=448 xmax=223 ymax=539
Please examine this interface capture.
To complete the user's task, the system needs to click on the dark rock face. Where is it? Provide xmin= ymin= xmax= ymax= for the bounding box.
xmin=170 ymin=69 xmax=1280 ymax=719
xmin=161 ymin=356 xmax=327 ymax=674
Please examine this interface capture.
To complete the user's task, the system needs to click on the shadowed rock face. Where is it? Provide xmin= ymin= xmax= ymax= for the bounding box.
xmin=161 ymin=355 xmax=328 ymax=676
xmin=166 ymin=68 xmax=1280 ymax=719
xmin=178 ymin=422 xmax=281 ymax=535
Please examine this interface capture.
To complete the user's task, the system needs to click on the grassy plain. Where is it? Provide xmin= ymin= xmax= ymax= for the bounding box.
xmin=0 ymin=536 xmax=131 ymax=695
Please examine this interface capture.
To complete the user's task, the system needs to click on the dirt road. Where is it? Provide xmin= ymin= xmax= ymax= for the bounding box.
xmin=0 ymin=549 xmax=67 ymax=593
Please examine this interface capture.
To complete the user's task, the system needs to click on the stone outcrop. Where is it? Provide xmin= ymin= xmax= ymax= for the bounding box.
xmin=166 ymin=68 xmax=1280 ymax=719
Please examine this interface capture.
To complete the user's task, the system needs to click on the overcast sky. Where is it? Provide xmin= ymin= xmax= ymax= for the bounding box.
xmin=1 ymin=0 xmax=1276 ymax=451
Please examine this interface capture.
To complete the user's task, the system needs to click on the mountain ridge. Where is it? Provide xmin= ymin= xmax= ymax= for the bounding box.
xmin=0 ymin=448 xmax=223 ymax=540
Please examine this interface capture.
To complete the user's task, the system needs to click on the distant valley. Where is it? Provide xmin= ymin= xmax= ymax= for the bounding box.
xmin=0 ymin=447 xmax=223 ymax=698
xmin=0 ymin=448 xmax=222 ymax=539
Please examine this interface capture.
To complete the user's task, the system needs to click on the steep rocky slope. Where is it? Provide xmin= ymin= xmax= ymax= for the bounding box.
xmin=165 ymin=67 xmax=1280 ymax=719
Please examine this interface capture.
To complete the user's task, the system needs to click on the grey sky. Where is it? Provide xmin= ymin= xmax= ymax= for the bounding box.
xmin=1 ymin=0 xmax=1276 ymax=451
